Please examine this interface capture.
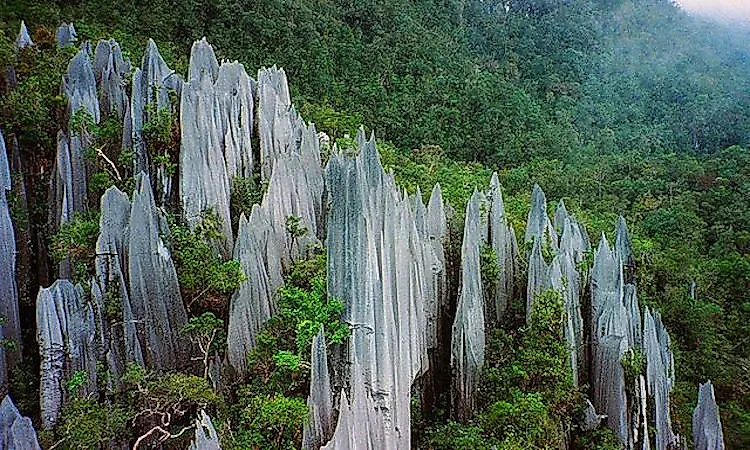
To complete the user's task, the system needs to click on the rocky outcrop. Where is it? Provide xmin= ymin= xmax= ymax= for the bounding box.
xmin=0 ymin=395 xmax=41 ymax=450
xmin=302 ymin=327 xmax=334 ymax=449
xmin=55 ymin=23 xmax=77 ymax=47
xmin=451 ymin=190 xmax=487 ymax=421
xmin=487 ymin=173 xmax=517 ymax=322
xmin=526 ymin=236 xmax=550 ymax=323
xmin=323 ymin=131 xmax=438 ymax=448
xmin=15 ymin=21 xmax=33 ymax=49
xmin=227 ymin=207 xmax=282 ymax=376
xmin=188 ymin=410 xmax=222 ymax=450
xmin=180 ymin=39 xmax=254 ymax=253
xmin=524 ymin=184 xmax=557 ymax=250
xmin=257 ymin=66 xmax=295 ymax=180
xmin=93 ymin=39 xmax=130 ymax=120
xmin=693 ymin=381 xmax=725 ymax=450
xmin=36 ymin=280 xmax=97 ymax=429
xmin=90 ymin=173 xmax=188 ymax=384
xmin=0 ymin=130 xmax=20 ymax=392
xmin=424 ymin=184 xmax=449 ymax=350
xmin=644 ymin=307 xmax=677 ymax=450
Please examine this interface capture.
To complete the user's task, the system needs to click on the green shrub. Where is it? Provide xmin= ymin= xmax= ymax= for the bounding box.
xmin=51 ymin=211 xmax=100 ymax=282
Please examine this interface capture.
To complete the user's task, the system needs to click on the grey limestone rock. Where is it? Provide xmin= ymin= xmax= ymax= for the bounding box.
xmin=55 ymin=23 xmax=76 ymax=47
xmin=180 ymin=39 xmax=256 ymax=255
xmin=63 ymin=49 xmax=101 ymax=125
xmin=582 ymin=399 xmax=605 ymax=432
xmin=126 ymin=173 xmax=189 ymax=370
xmin=425 ymin=184 xmax=448 ymax=349
xmin=526 ymin=236 xmax=549 ymax=323
xmin=644 ymin=307 xmax=677 ymax=450
xmin=36 ymin=280 xmax=97 ymax=429
xmin=189 ymin=410 xmax=222 ymax=450
xmin=693 ymin=381 xmax=725 ymax=450
xmin=257 ymin=66 xmax=296 ymax=180
xmin=488 ymin=172 xmax=517 ymax=323
xmin=524 ymin=184 xmax=557 ymax=250
xmin=93 ymin=39 xmax=130 ymax=119
xmin=451 ymin=190 xmax=486 ymax=421
xmin=0 ymin=130 xmax=20 ymax=392
xmin=324 ymin=132 xmax=435 ymax=448
xmin=303 ymin=327 xmax=334 ymax=449
xmin=131 ymin=39 xmax=183 ymax=177
xmin=593 ymin=334 xmax=629 ymax=444
xmin=15 ymin=21 xmax=33 ymax=50
xmin=227 ymin=207 xmax=282 ymax=376
xmin=0 ymin=395 xmax=41 ymax=450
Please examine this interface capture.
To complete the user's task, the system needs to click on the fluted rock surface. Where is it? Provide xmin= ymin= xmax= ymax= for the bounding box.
xmin=324 ymin=131 xmax=439 ymax=448
xmin=126 ymin=173 xmax=189 ymax=370
xmin=55 ymin=23 xmax=76 ymax=47
xmin=15 ymin=21 xmax=33 ymax=49
xmin=593 ymin=334 xmax=629 ymax=443
xmin=424 ymin=184 xmax=449 ymax=349
xmin=0 ymin=130 xmax=20 ymax=391
xmin=644 ymin=307 xmax=677 ymax=450
xmin=303 ymin=327 xmax=334 ymax=449
xmin=93 ymin=39 xmax=130 ymax=119
xmin=488 ymin=173 xmax=517 ymax=322
xmin=36 ymin=280 xmax=97 ymax=429
xmin=227 ymin=207 xmax=282 ymax=376
xmin=693 ymin=381 xmax=725 ymax=450
xmin=525 ymin=184 xmax=557 ymax=250
xmin=180 ymin=39 xmax=255 ymax=253
xmin=131 ymin=39 xmax=183 ymax=176
xmin=451 ymin=190 xmax=487 ymax=421
xmin=0 ymin=395 xmax=41 ymax=450
xmin=257 ymin=66 xmax=295 ymax=179
xmin=188 ymin=410 xmax=222 ymax=450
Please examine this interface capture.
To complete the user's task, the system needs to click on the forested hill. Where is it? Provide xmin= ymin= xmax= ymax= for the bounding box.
xmin=0 ymin=0 xmax=749 ymax=448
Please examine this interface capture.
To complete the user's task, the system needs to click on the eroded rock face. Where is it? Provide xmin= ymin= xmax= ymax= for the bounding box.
xmin=15 ymin=21 xmax=33 ymax=49
xmin=488 ymin=173 xmax=517 ymax=323
xmin=36 ymin=280 xmax=97 ymax=429
xmin=693 ymin=381 xmax=725 ymax=450
xmin=93 ymin=39 xmax=130 ymax=120
xmin=126 ymin=173 xmax=189 ymax=371
xmin=180 ymin=39 xmax=256 ymax=254
xmin=526 ymin=236 xmax=550 ymax=323
xmin=524 ymin=184 xmax=557 ymax=250
xmin=257 ymin=66 xmax=296 ymax=180
xmin=323 ymin=131 xmax=439 ymax=448
xmin=189 ymin=410 xmax=222 ymax=450
xmin=425 ymin=184 xmax=449 ymax=350
xmin=451 ymin=190 xmax=486 ymax=422
xmin=0 ymin=395 xmax=41 ymax=450
xmin=227 ymin=207 xmax=282 ymax=376
xmin=55 ymin=23 xmax=76 ymax=47
xmin=303 ymin=327 xmax=334 ymax=449
xmin=644 ymin=307 xmax=677 ymax=450
xmin=0 ymin=130 xmax=20 ymax=391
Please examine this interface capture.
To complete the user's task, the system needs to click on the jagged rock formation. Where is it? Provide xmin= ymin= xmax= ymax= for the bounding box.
xmin=36 ymin=280 xmax=97 ymax=429
xmin=188 ymin=410 xmax=222 ymax=450
xmin=131 ymin=39 xmax=183 ymax=200
xmin=89 ymin=173 xmax=188 ymax=389
xmin=423 ymin=184 xmax=449 ymax=350
xmin=693 ymin=381 xmax=725 ymax=450
xmin=302 ymin=327 xmax=334 ymax=449
xmin=55 ymin=23 xmax=76 ymax=47
xmin=525 ymin=183 xmax=557 ymax=250
xmin=15 ymin=21 xmax=33 ymax=49
xmin=321 ymin=130 xmax=443 ymax=448
xmin=487 ymin=173 xmax=517 ymax=322
xmin=180 ymin=39 xmax=253 ymax=253
xmin=226 ymin=207 xmax=282 ymax=376
xmin=590 ymin=219 xmax=677 ymax=450
xmin=0 ymin=130 xmax=20 ymax=392
xmin=93 ymin=39 xmax=130 ymax=120
xmin=257 ymin=66 xmax=295 ymax=180
xmin=451 ymin=190 xmax=487 ymax=422
xmin=0 ymin=395 xmax=41 ymax=450
xmin=526 ymin=236 xmax=550 ymax=323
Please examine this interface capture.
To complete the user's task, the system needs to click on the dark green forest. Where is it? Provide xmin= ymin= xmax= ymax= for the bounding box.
xmin=0 ymin=0 xmax=748 ymax=448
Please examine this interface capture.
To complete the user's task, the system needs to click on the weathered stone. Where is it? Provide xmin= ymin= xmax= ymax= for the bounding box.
xmin=488 ymin=172 xmax=516 ymax=322
xmin=451 ymin=190 xmax=486 ymax=421
xmin=425 ymin=184 xmax=448 ymax=349
xmin=0 ymin=130 xmax=20 ymax=392
xmin=63 ymin=49 xmax=101 ymax=125
xmin=36 ymin=280 xmax=97 ymax=429
xmin=257 ymin=66 xmax=296 ymax=180
xmin=131 ymin=39 xmax=183 ymax=177
xmin=526 ymin=236 xmax=549 ymax=323
xmin=693 ymin=381 xmax=725 ymax=450
xmin=15 ymin=21 xmax=33 ymax=50
xmin=324 ymin=132 xmax=433 ymax=448
xmin=644 ymin=307 xmax=677 ymax=450
xmin=303 ymin=327 xmax=334 ymax=449
xmin=0 ymin=395 xmax=41 ymax=450
xmin=524 ymin=184 xmax=557 ymax=250
xmin=188 ymin=410 xmax=222 ymax=450
xmin=93 ymin=39 xmax=129 ymax=119
xmin=227 ymin=207 xmax=282 ymax=376
xmin=126 ymin=173 xmax=189 ymax=371
xmin=593 ymin=334 xmax=629 ymax=444
xmin=55 ymin=23 xmax=76 ymax=47
xmin=582 ymin=399 xmax=604 ymax=431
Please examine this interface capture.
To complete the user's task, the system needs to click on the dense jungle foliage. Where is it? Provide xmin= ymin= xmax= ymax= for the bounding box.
xmin=0 ymin=0 xmax=749 ymax=448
